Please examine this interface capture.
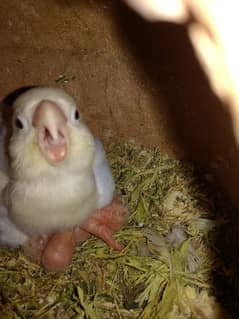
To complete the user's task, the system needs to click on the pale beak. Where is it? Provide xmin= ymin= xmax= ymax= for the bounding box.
xmin=32 ymin=100 xmax=68 ymax=164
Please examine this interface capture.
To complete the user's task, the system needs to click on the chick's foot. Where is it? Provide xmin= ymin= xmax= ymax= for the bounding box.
xmin=22 ymin=230 xmax=75 ymax=272
xmin=22 ymin=198 xmax=128 ymax=272
xmin=75 ymin=198 xmax=128 ymax=251
xmin=41 ymin=229 xmax=76 ymax=272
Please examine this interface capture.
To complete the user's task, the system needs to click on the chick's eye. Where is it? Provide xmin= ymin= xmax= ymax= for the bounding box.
xmin=14 ymin=116 xmax=28 ymax=131
xmin=74 ymin=109 xmax=80 ymax=120
xmin=15 ymin=118 xmax=24 ymax=129
xmin=70 ymin=108 xmax=81 ymax=125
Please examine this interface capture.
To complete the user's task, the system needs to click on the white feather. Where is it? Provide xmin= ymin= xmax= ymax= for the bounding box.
xmin=93 ymin=138 xmax=115 ymax=209
xmin=0 ymin=206 xmax=27 ymax=247
xmin=0 ymin=123 xmax=28 ymax=246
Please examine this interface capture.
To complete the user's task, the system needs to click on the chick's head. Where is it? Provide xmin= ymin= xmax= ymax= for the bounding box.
xmin=9 ymin=87 xmax=95 ymax=179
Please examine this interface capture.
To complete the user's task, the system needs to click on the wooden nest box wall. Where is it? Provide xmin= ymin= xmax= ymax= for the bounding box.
xmin=1 ymin=0 xmax=239 ymax=207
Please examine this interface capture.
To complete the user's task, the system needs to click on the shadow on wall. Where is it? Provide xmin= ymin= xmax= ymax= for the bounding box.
xmin=112 ymin=2 xmax=239 ymax=206
xmin=54 ymin=1 xmax=239 ymax=206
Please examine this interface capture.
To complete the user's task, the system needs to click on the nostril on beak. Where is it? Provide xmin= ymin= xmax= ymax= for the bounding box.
xmin=44 ymin=127 xmax=51 ymax=139
xmin=44 ymin=126 xmax=66 ymax=145
xmin=44 ymin=126 xmax=57 ymax=142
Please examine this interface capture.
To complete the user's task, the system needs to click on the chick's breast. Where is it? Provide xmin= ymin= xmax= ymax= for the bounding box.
xmin=7 ymin=171 xmax=97 ymax=235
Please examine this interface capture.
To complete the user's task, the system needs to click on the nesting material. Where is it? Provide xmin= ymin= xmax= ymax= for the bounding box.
xmin=0 ymin=142 xmax=237 ymax=318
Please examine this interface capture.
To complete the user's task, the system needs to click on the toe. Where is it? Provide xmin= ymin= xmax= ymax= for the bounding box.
xmin=81 ymin=222 xmax=123 ymax=251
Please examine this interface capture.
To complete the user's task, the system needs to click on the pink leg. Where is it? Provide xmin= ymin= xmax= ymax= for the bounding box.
xmin=23 ymin=230 xmax=76 ymax=272
xmin=76 ymin=198 xmax=128 ymax=251
xmin=74 ymin=227 xmax=91 ymax=242
xmin=81 ymin=221 xmax=124 ymax=251
xmin=22 ymin=198 xmax=128 ymax=272
xmin=41 ymin=229 xmax=76 ymax=272
xmin=88 ymin=198 xmax=128 ymax=230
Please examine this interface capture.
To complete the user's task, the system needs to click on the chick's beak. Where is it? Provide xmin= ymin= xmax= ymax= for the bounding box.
xmin=32 ymin=100 xmax=69 ymax=164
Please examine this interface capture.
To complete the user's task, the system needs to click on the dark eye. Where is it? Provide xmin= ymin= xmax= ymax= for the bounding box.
xmin=74 ymin=109 xmax=80 ymax=120
xmin=15 ymin=118 xmax=24 ymax=129
xmin=14 ymin=116 xmax=28 ymax=131
xmin=70 ymin=108 xmax=81 ymax=125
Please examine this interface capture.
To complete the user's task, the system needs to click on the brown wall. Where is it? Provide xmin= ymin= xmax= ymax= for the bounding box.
xmin=1 ymin=0 xmax=239 ymax=207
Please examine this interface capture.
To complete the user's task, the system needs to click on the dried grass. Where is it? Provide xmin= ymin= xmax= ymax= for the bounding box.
xmin=0 ymin=142 xmax=237 ymax=318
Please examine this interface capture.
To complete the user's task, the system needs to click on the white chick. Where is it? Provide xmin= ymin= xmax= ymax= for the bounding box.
xmin=0 ymin=87 xmax=115 ymax=247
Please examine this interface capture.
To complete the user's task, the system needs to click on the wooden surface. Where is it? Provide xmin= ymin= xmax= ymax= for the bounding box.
xmin=1 ymin=0 xmax=239 ymax=207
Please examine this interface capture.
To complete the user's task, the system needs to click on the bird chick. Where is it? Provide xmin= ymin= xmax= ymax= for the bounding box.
xmin=0 ymin=87 xmax=128 ymax=271
xmin=5 ymin=88 xmax=99 ymax=235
